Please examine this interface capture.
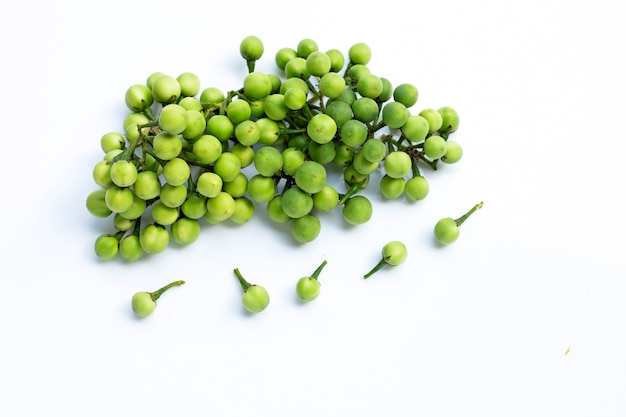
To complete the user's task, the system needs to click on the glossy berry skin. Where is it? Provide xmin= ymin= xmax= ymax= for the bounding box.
xmin=240 ymin=35 xmax=264 ymax=61
xmin=290 ymin=215 xmax=321 ymax=243
xmin=441 ymin=141 xmax=463 ymax=164
xmin=86 ymin=189 xmax=112 ymax=218
xmin=131 ymin=280 xmax=185 ymax=318
xmin=342 ymin=195 xmax=373 ymax=225
xmin=363 ymin=241 xmax=407 ymax=278
xmin=295 ymin=260 xmax=327 ymax=302
xmin=405 ymin=176 xmax=429 ymax=201
xmin=94 ymin=234 xmax=119 ymax=260
xmin=296 ymin=278 xmax=321 ymax=302
xmin=423 ymin=135 xmax=448 ymax=160
xmin=381 ymin=240 xmax=407 ymax=266
xmin=131 ymin=292 xmax=156 ymax=317
xmin=434 ymin=202 xmax=483 ymax=245
xmin=438 ymin=106 xmax=460 ymax=133
xmin=234 ymin=268 xmax=270 ymax=314
xmin=242 ymin=285 xmax=270 ymax=313
xmin=125 ymin=84 xmax=153 ymax=112
xmin=434 ymin=218 xmax=459 ymax=245
xmin=348 ymin=42 xmax=371 ymax=65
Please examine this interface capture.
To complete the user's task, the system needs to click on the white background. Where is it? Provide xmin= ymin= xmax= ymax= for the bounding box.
xmin=1 ymin=0 xmax=625 ymax=416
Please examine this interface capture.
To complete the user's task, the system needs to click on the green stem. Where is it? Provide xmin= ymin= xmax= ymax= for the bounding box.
xmin=399 ymin=135 xmax=413 ymax=148
xmin=363 ymin=259 xmax=386 ymax=279
xmin=411 ymin=158 xmax=421 ymax=177
xmin=417 ymin=153 xmax=439 ymax=170
xmin=279 ymin=127 xmax=307 ymax=135
xmin=151 ymin=280 xmax=185 ymax=301
xmin=143 ymin=106 xmax=156 ymax=121
xmin=455 ymin=202 xmax=484 ymax=226
xmin=302 ymin=102 xmax=315 ymax=120
xmin=233 ymin=268 xmax=252 ymax=291
xmin=186 ymin=175 xmax=196 ymax=194
xmin=386 ymin=138 xmax=396 ymax=154
xmin=110 ymin=121 xmax=158 ymax=164
xmin=131 ymin=216 xmax=142 ymax=237
xmin=144 ymin=150 xmax=168 ymax=168
xmin=304 ymin=78 xmax=324 ymax=108
xmin=371 ymin=121 xmax=386 ymax=133
xmin=139 ymin=120 xmax=159 ymax=129
xmin=226 ymin=90 xmax=239 ymax=106
xmin=310 ymin=260 xmax=328 ymax=280
xmin=246 ymin=59 xmax=256 ymax=73
xmin=338 ymin=183 xmax=361 ymax=206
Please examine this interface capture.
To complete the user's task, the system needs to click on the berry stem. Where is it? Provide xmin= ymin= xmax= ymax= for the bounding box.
xmin=144 ymin=150 xmax=168 ymax=168
xmin=370 ymin=121 xmax=386 ymax=133
xmin=338 ymin=183 xmax=361 ymax=206
xmin=416 ymin=153 xmax=438 ymax=170
xmin=131 ymin=216 xmax=142 ymax=237
xmin=143 ymin=106 xmax=155 ymax=121
xmin=150 ymin=280 xmax=185 ymax=301
xmin=279 ymin=127 xmax=307 ymax=135
xmin=234 ymin=268 xmax=252 ymax=291
xmin=110 ymin=121 xmax=156 ymax=164
xmin=302 ymin=102 xmax=315 ymax=120
xmin=363 ymin=259 xmax=386 ymax=279
xmin=246 ymin=59 xmax=255 ymax=73
xmin=304 ymin=78 xmax=323 ymax=107
xmin=310 ymin=260 xmax=328 ymax=280
xmin=411 ymin=158 xmax=421 ymax=177
xmin=186 ymin=175 xmax=197 ymax=194
xmin=455 ymin=202 xmax=484 ymax=226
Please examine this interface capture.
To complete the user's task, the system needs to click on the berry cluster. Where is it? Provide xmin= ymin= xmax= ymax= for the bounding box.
xmin=86 ymin=35 xmax=465 ymax=262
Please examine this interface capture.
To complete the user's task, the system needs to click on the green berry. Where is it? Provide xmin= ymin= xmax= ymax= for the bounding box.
xmin=240 ymin=35 xmax=264 ymax=72
xmin=348 ymin=42 xmax=371 ymax=65
xmin=109 ymin=160 xmax=138 ymax=188
xmin=131 ymin=280 xmax=185 ymax=318
xmin=119 ymin=235 xmax=144 ymax=261
xmin=318 ymin=72 xmax=346 ymax=98
xmin=441 ymin=141 xmax=463 ymax=164
xmin=306 ymin=51 xmax=331 ymax=76
xmin=94 ymin=234 xmax=119 ymax=260
xmin=290 ymin=215 xmax=321 ymax=243
xmin=342 ymin=195 xmax=372 ymax=225
xmin=434 ymin=202 xmax=483 ymax=245
xmin=297 ymin=38 xmax=318 ymax=58
xmin=307 ymin=113 xmax=337 ymax=144
xmin=423 ymin=135 xmax=448 ymax=160
xmin=382 ymin=101 xmax=410 ymax=129
xmin=139 ymin=224 xmax=170 ymax=254
xmin=176 ymin=72 xmax=201 ymax=97
xmin=243 ymin=72 xmax=272 ymax=100
xmin=295 ymin=260 xmax=327 ymax=302
xmin=233 ymin=268 xmax=270 ymax=314
xmin=363 ymin=241 xmax=407 ymax=278
xmin=438 ymin=106 xmax=460 ymax=133
xmin=294 ymin=160 xmax=327 ymax=194
xmin=383 ymin=151 xmax=412 ymax=179
xmin=393 ymin=83 xmax=419 ymax=108
xmin=405 ymin=176 xmax=429 ymax=201
xmin=125 ymin=84 xmax=153 ymax=112
xmin=151 ymin=75 xmax=181 ymax=104
xmin=419 ymin=108 xmax=443 ymax=133
xmin=86 ymin=189 xmax=112 ymax=218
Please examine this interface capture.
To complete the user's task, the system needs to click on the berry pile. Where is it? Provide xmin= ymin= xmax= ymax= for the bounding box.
xmin=86 ymin=35 xmax=463 ymax=261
